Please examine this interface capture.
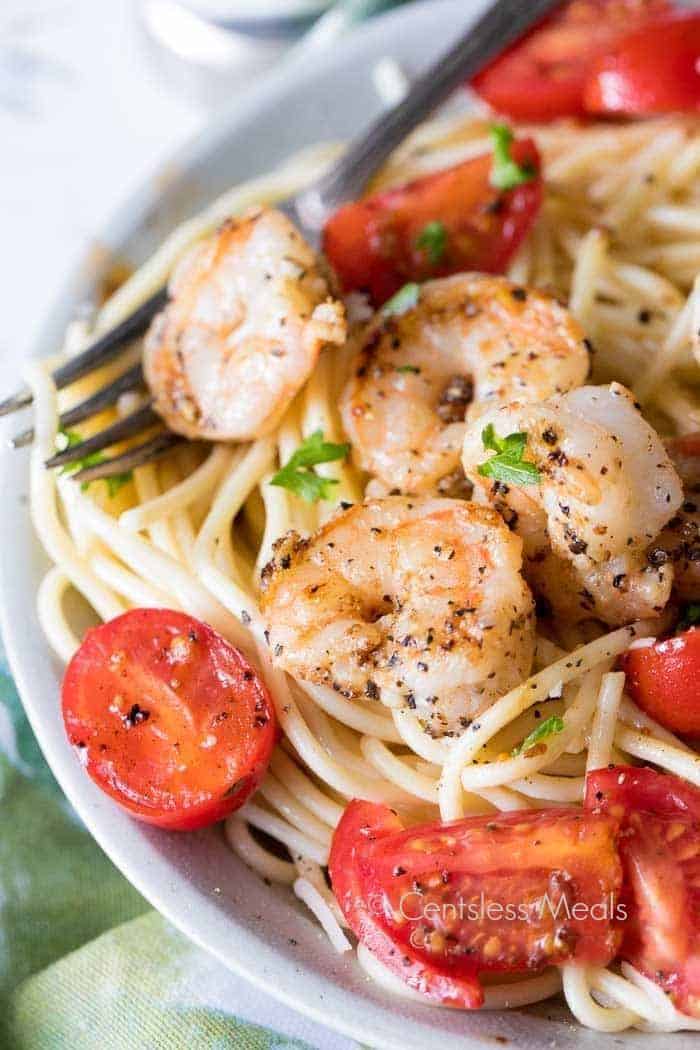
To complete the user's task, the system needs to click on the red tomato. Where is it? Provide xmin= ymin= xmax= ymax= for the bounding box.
xmin=586 ymin=767 xmax=700 ymax=1017
xmin=586 ymin=764 xmax=700 ymax=821
xmin=323 ymin=140 xmax=541 ymax=305
xmin=329 ymin=799 xmax=482 ymax=1007
xmin=329 ymin=800 xmax=622 ymax=1008
xmin=62 ymin=608 xmax=276 ymax=830
xmin=584 ymin=14 xmax=700 ymax=115
xmin=471 ymin=0 xmax=670 ymax=121
xmin=621 ymin=628 xmax=700 ymax=737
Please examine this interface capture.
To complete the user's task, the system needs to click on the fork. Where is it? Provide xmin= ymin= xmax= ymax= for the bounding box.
xmin=1 ymin=0 xmax=559 ymax=484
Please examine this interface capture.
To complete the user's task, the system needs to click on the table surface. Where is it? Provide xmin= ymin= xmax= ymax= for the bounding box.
xmin=0 ymin=2 xmax=356 ymax=1046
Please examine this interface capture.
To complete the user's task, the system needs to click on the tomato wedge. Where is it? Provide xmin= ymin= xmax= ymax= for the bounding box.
xmin=584 ymin=13 xmax=700 ymax=115
xmin=322 ymin=140 xmax=541 ymax=305
xmin=587 ymin=766 xmax=700 ymax=1018
xmin=329 ymin=799 xmax=482 ymax=1007
xmin=621 ymin=628 xmax=700 ymax=737
xmin=586 ymin=764 xmax=700 ymax=821
xmin=329 ymin=800 xmax=622 ymax=1008
xmin=471 ymin=0 xmax=670 ymax=121
xmin=62 ymin=608 xmax=276 ymax=830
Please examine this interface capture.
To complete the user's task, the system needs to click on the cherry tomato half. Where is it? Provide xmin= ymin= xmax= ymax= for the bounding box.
xmin=471 ymin=0 xmax=670 ymax=122
xmin=584 ymin=13 xmax=700 ymax=116
xmin=330 ymin=800 xmax=622 ymax=1007
xmin=62 ymin=608 xmax=276 ymax=830
xmin=323 ymin=140 xmax=541 ymax=306
xmin=587 ymin=766 xmax=700 ymax=1018
xmin=621 ymin=628 xmax=700 ymax=737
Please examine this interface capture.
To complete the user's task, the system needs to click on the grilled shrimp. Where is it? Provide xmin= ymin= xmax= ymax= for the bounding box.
xmin=462 ymin=383 xmax=684 ymax=626
xmin=654 ymin=433 xmax=700 ymax=602
xmin=340 ymin=274 xmax=590 ymax=496
xmin=144 ymin=208 xmax=346 ymax=441
xmin=259 ymin=497 xmax=535 ymax=738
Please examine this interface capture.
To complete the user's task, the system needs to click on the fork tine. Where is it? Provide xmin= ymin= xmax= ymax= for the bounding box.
xmin=60 ymin=362 xmax=146 ymax=426
xmin=0 ymin=286 xmax=166 ymax=420
xmin=45 ymin=403 xmax=159 ymax=469
xmin=10 ymin=363 xmax=145 ymax=449
xmin=73 ymin=432 xmax=184 ymax=483
xmin=0 ymin=388 xmax=33 ymax=417
xmin=52 ymin=287 xmax=167 ymax=392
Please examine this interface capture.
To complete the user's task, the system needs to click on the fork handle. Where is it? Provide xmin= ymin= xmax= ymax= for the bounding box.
xmin=292 ymin=0 xmax=560 ymax=232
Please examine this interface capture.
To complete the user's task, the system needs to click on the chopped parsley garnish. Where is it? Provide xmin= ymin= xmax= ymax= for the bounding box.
xmin=511 ymin=715 xmax=564 ymax=757
xmin=270 ymin=429 xmax=350 ymax=504
xmin=395 ymin=364 xmax=420 ymax=374
xmin=382 ymin=282 xmax=420 ymax=317
xmin=677 ymin=602 xmax=700 ymax=632
xmin=489 ymin=124 xmax=536 ymax=191
xmin=56 ymin=429 xmax=132 ymax=498
xmin=477 ymin=424 xmax=541 ymax=486
xmin=416 ymin=221 xmax=447 ymax=266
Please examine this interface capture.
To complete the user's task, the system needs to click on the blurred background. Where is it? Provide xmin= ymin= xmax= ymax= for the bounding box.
xmin=0 ymin=0 xmax=408 ymax=391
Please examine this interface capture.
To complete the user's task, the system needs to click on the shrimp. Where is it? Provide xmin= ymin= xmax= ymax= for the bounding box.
xmin=462 ymin=383 xmax=684 ymax=626
xmin=144 ymin=208 xmax=346 ymax=441
xmin=259 ymin=497 xmax=535 ymax=738
xmin=653 ymin=433 xmax=700 ymax=602
xmin=340 ymin=274 xmax=590 ymax=496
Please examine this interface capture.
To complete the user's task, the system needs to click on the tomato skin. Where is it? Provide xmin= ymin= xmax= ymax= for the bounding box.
xmin=323 ymin=140 xmax=542 ymax=306
xmin=329 ymin=800 xmax=483 ymax=1008
xmin=471 ymin=0 xmax=669 ymax=121
xmin=330 ymin=800 xmax=622 ymax=1008
xmin=621 ymin=628 xmax=700 ymax=737
xmin=61 ymin=608 xmax=276 ymax=831
xmin=587 ymin=767 xmax=700 ymax=1018
xmin=585 ymin=765 xmax=700 ymax=821
xmin=584 ymin=14 xmax=700 ymax=116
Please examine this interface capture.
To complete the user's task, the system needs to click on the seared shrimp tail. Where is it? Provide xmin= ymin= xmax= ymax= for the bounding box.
xmin=144 ymin=207 xmax=346 ymax=442
xmin=462 ymin=383 xmax=684 ymax=626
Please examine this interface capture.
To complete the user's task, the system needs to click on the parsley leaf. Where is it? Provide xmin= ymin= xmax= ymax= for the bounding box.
xmin=56 ymin=429 xmax=132 ymax=498
xmin=416 ymin=221 xmax=447 ymax=266
xmin=677 ymin=602 xmax=700 ymax=633
xmin=273 ymin=470 xmax=337 ymax=504
xmin=395 ymin=364 xmax=420 ymax=375
xmin=382 ymin=282 xmax=420 ymax=317
xmin=489 ymin=124 xmax=536 ymax=191
xmin=477 ymin=424 xmax=541 ymax=486
xmin=482 ymin=424 xmax=526 ymax=458
xmin=270 ymin=430 xmax=350 ymax=504
xmin=511 ymin=715 xmax=564 ymax=757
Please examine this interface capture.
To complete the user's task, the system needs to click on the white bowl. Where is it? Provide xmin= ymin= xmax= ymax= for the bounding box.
xmin=2 ymin=2 xmax=696 ymax=1046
